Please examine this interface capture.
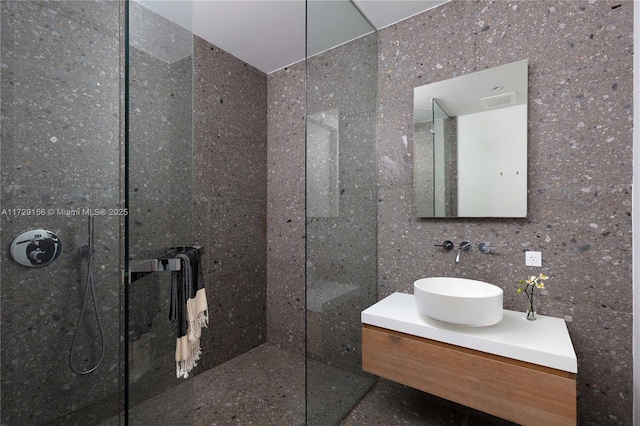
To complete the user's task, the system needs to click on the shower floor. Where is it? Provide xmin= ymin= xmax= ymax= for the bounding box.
xmin=103 ymin=343 xmax=305 ymax=425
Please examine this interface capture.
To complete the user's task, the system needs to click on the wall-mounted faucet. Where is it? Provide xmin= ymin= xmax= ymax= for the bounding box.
xmin=455 ymin=241 xmax=471 ymax=263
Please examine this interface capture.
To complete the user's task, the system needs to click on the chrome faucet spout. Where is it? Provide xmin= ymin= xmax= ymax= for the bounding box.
xmin=455 ymin=241 xmax=471 ymax=263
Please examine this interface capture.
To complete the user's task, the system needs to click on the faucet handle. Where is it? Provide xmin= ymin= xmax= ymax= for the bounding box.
xmin=435 ymin=240 xmax=454 ymax=251
xmin=478 ymin=242 xmax=492 ymax=253
xmin=459 ymin=241 xmax=471 ymax=251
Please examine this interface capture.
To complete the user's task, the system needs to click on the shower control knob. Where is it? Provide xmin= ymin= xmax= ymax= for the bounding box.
xmin=10 ymin=229 xmax=62 ymax=268
xmin=435 ymin=240 xmax=454 ymax=251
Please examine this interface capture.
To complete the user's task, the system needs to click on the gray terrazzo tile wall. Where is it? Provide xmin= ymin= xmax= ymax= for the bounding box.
xmin=376 ymin=1 xmax=633 ymax=424
xmin=193 ymin=36 xmax=269 ymax=370
xmin=1 ymin=1 xmax=121 ymax=424
xmin=266 ymin=62 xmax=306 ymax=354
xmin=305 ymin=31 xmax=379 ymax=426
xmin=126 ymin=3 xmax=269 ymax=413
xmin=126 ymin=1 xmax=196 ymax=406
xmin=126 ymin=2 xmax=268 ymax=406
xmin=305 ymin=33 xmax=378 ymax=373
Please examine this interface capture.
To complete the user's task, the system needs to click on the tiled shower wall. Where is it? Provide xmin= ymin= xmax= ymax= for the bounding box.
xmin=305 ymin=33 xmax=378 ymax=373
xmin=126 ymin=2 xmax=269 ymax=404
xmin=1 ymin=2 xmax=271 ymax=422
xmin=1 ymin=1 xmax=121 ymax=424
xmin=266 ymin=62 xmax=306 ymax=354
xmin=377 ymin=1 xmax=633 ymax=425
xmin=126 ymin=1 xmax=195 ymax=404
xmin=193 ymin=36 xmax=269 ymax=370
xmin=266 ymin=34 xmax=379 ymax=359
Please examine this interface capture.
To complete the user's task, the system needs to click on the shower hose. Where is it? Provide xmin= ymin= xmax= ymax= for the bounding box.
xmin=69 ymin=216 xmax=106 ymax=375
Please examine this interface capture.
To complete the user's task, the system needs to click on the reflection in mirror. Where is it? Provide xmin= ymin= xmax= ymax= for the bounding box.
xmin=413 ymin=59 xmax=528 ymax=218
xmin=307 ymin=109 xmax=339 ymax=217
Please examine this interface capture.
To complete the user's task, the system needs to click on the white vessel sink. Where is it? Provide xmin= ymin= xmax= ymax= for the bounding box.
xmin=414 ymin=277 xmax=504 ymax=327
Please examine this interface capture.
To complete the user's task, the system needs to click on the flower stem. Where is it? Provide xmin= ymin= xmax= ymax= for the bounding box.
xmin=526 ymin=286 xmax=535 ymax=319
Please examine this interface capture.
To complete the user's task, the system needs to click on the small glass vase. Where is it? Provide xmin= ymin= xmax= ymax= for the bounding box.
xmin=525 ymin=295 xmax=537 ymax=321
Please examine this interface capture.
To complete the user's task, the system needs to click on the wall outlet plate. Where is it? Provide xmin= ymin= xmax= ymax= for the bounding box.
xmin=525 ymin=251 xmax=542 ymax=267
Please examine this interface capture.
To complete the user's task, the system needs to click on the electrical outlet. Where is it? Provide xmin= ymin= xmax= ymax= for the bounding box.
xmin=525 ymin=251 xmax=542 ymax=267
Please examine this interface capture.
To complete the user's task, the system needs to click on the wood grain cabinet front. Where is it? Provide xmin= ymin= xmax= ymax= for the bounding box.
xmin=362 ymin=324 xmax=577 ymax=426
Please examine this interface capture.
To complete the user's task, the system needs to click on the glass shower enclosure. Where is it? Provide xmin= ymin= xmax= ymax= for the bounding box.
xmin=305 ymin=1 xmax=378 ymax=424
xmin=124 ymin=1 xmax=196 ymax=422
xmin=0 ymin=1 xmax=198 ymax=423
xmin=1 ymin=1 xmax=378 ymax=424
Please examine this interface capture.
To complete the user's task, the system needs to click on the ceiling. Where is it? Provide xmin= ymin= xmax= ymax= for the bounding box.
xmin=135 ymin=0 xmax=448 ymax=74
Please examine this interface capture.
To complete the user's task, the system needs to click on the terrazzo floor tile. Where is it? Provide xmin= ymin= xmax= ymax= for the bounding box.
xmin=101 ymin=343 xmax=304 ymax=426
xmin=100 ymin=345 xmax=522 ymax=426
xmin=339 ymin=379 xmax=517 ymax=426
xmin=306 ymin=358 xmax=375 ymax=426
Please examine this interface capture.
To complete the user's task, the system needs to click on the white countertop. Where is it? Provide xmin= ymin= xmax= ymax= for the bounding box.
xmin=361 ymin=292 xmax=577 ymax=374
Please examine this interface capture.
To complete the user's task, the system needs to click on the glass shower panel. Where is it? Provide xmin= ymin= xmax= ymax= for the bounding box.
xmin=126 ymin=1 xmax=195 ymax=422
xmin=1 ymin=1 xmax=122 ymax=424
xmin=305 ymin=1 xmax=378 ymax=425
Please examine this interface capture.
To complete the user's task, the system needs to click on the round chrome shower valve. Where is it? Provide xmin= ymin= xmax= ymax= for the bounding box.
xmin=10 ymin=229 xmax=62 ymax=267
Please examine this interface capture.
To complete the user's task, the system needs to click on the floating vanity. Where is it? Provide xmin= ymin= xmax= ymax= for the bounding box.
xmin=361 ymin=292 xmax=577 ymax=426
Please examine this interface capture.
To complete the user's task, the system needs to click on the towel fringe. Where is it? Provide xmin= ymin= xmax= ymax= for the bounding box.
xmin=188 ymin=310 xmax=209 ymax=342
xmin=176 ymin=341 xmax=202 ymax=379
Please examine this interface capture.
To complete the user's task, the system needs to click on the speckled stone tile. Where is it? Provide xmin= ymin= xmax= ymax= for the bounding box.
xmin=196 ymin=267 xmax=267 ymax=372
xmin=124 ymin=16 xmax=270 ymax=416
xmin=126 ymin=273 xmax=191 ymax=410
xmin=193 ymin=195 xmax=212 ymax=271
xmin=376 ymin=1 xmax=633 ymax=424
xmin=306 ymin=293 xmax=372 ymax=374
xmin=0 ymin=1 xmax=120 ymax=83
xmin=306 ymin=206 xmax=377 ymax=286
xmin=1 ymin=1 xmax=121 ymax=424
xmin=206 ymin=198 xmax=266 ymax=271
xmin=266 ymin=264 xmax=305 ymax=354
xmin=53 ymin=0 xmax=120 ymax=39
xmin=264 ymin=24 xmax=380 ymax=420
xmin=192 ymin=32 xmax=268 ymax=375
xmin=1 ymin=202 xmax=121 ymax=423
xmin=307 ymin=358 xmax=375 ymax=426
xmin=129 ymin=1 xmax=192 ymax=64
xmin=194 ymin=120 xmax=267 ymax=200
xmin=128 ymin=43 xmax=194 ymax=260
xmin=266 ymin=61 xmax=306 ymax=354
xmin=341 ymin=379 xmax=516 ymax=426
xmin=195 ymin=38 xmax=267 ymax=140
xmin=465 ymin=1 xmax=634 ymax=77
xmin=266 ymin=195 xmax=305 ymax=267
xmin=106 ymin=343 xmax=304 ymax=426
xmin=266 ymin=64 xmax=306 ymax=204
xmin=1 ymin=52 xmax=120 ymax=192
xmin=303 ymin=30 xmax=380 ymax=422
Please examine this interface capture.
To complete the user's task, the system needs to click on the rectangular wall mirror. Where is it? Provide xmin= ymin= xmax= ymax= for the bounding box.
xmin=413 ymin=59 xmax=528 ymax=218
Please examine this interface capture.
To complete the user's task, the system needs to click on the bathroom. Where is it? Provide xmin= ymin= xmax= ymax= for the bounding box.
xmin=0 ymin=0 xmax=636 ymax=425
